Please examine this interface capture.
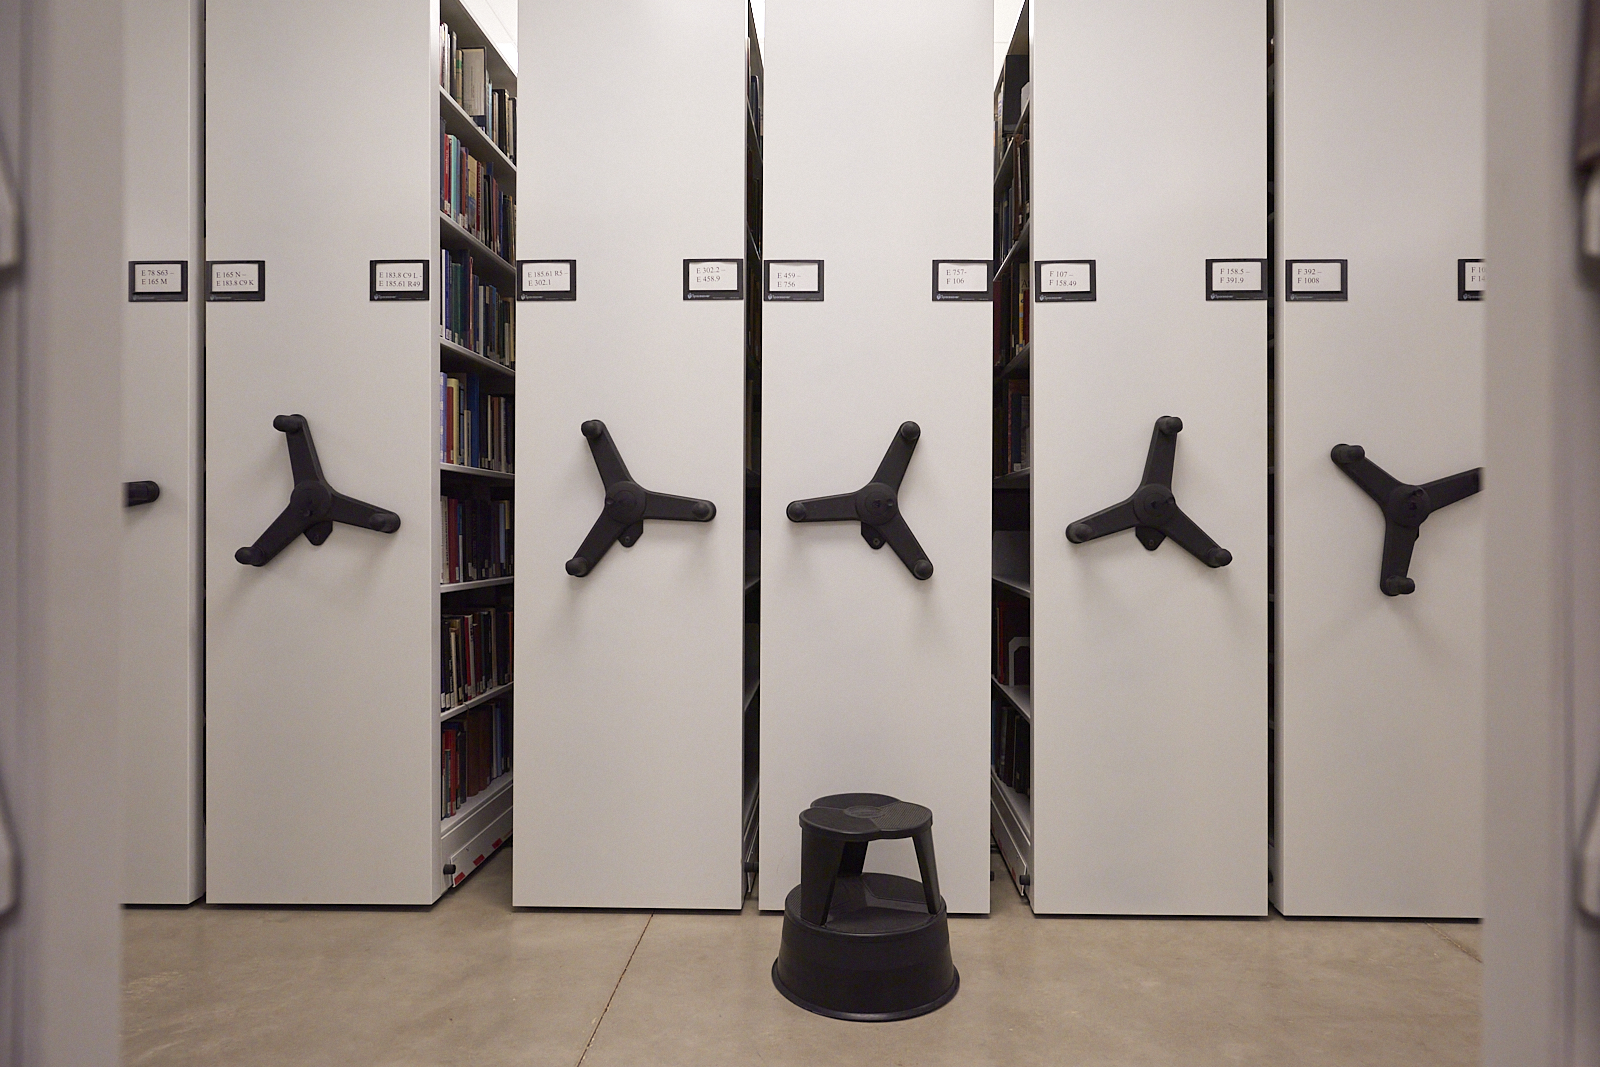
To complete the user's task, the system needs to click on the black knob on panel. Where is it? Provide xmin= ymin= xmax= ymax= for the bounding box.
xmin=123 ymin=480 xmax=161 ymax=507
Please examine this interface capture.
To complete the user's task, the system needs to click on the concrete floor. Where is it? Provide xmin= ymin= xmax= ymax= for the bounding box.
xmin=124 ymin=846 xmax=1481 ymax=1067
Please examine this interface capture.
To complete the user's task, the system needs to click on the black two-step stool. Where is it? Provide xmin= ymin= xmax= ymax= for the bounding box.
xmin=772 ymin=793 xmax=958 ymax=1021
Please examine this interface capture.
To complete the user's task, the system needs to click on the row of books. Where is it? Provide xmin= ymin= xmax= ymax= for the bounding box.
xmin=995 ymin=55 xmax=1030 ymax=143
xmin=998 ymin=378 xmax=1031 ymax=475
xmin=994 ymin=599 xmax=1030 ymax=686
xmin=440 ymin=495 xmax=512 ymax=585
xmin=442 ymin=606 xmax=512 ymax=710
xmin=441 ymin=130 xmax=515 ymax=261
xmin=441 ymin=701 xmax=511 ymax=819
xmin=992 ymin=696 xmax=1032 ymax=797
xmin=995 ymin=138 xmax=1030 ymax=262
xmin=440 ymin=372 xmax=514 ymax=473
xmin=441 ymin=248 xmax=514 ymax=365
xmin=993 ymin=265 xmax=1031 ymax=367
xmin=438 ymin=23 xmax=517 ymax=161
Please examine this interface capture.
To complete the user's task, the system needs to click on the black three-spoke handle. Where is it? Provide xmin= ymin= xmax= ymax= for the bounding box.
xmin=1331 ymin=443 xmax=1481 ymax=596
xmin=565 ymin=420 xmax=716 ymax=577
xmin=235 ymin=414 xmax=400 ymax=567
xmin=1066 ymin=416 xmax=1232 ymax=568
xmin=787 ymin=421 xmax=934 ymax=580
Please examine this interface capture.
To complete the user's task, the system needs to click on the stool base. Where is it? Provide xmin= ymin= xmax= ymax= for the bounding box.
xmin=772 ymin=873 xmax=959 ymax=1022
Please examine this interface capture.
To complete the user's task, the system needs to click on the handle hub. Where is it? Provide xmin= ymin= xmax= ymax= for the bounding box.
xmin=1385 ymin=484 xmax=1432 ymax=528
xmin=1131 ymin=483 xmax=1177 ymax=525
xmin=603 ymin=481 xmax=648 ymax=525
xmin=855 ymin=483 xmax=900 ymax=525
xmin=785 ymin=423 xmax=934 ymax=580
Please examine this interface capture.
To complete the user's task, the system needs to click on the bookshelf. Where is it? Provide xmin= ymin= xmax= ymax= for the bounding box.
xmin=1272 ymin=0 xmax=1485 ymax=918
xmin=742 ymin=7 xmax=765 ymax=900
xmin=204 ymin=0 xmax=515 ymax=904
xmin=1028 ymin=0 xmax=1267 ymax=916
xmin=759 ymin=0 xmax=993 ymax=916
xmin=119 ymin=0 xmax=205 ymax=904
xmin=990 ymin=19 xmax=1033 ymax=898
xmin=513 ymin=0 xmax=753 ymax=910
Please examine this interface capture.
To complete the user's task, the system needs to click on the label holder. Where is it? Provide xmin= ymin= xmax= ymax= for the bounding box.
xmin=369 ymin=259 xmax=429 ymax=301
xmin=1285 ymin=259 xmax=1348 ymax=302
xmin=517 ymin=260 xmax=577 ymax=302
xmin=1458 ymin=259 xmax=1484 ymax=302
xmin=932 ymin=259 xmax=993 ymax=302
xmin=206 ymin=260 xmax=266 ymax=302
xmin=1035 ymin=259 xmax=1096 ymax=302
xmin=128 ymin=261 xmax=188 ymax=303
xmin=763 ymin=260 xmax=824 ymax=302
xmin=683 ymin=259 xmax=744 ymax=301
xmin=1205 ymin=258 xmax=1269 ymax=301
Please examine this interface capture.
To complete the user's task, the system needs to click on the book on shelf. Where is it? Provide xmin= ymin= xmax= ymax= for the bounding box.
xmin=994 ymin=598 xmax=1030 ymax=685
xmin=440 ymin=247 xmax=514 ymax=365
xmin=995 ymin=145 xmax=1029 ymax=259
xmin=998 ymin=378 xmax=1030 ymax=474
xmin=440 ymin=494 xmax=512 ymax=584
xmin=996 ymin=54 xmax=1029 ymax=137
xmin=441 ymin=605 xmax=513 ymax=710
xmin=439 ymin=371 xmax=514 ymax=472
xmin=991 ymin=695 xmax=1031 ymax=796
xmin=440 ymin=131 xmax=516 ymax=261
xmin=441 ymin=699 xmax=513 ymax=818
xmin=439 ymin=23 xmax=517 ymax=161
xmin=460 ymin=47 xmax=486 ymax=116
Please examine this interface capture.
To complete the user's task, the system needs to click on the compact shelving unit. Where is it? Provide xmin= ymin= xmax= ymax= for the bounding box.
xmin=759 ymin=0 xmax=993 ymax=916
xmin=990 ymin=14 xmax=1034 ymax=899
xmin=514 ymin=0 xmax=751 ymax=911
xmin=742 ymin=12 xmax=765 ymax=898
xmin=437 ymin=0 xmax=517 ymax=890
xmin=204 ymin=0 xmax=514 ymax=904
xmin=1028 ymin=0 xmax=1267 ymax=916
xmin=1273 ymin=0 xmax=1485 ymax=918
xmin=120 ymin=0 xmax=206 ymax=905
